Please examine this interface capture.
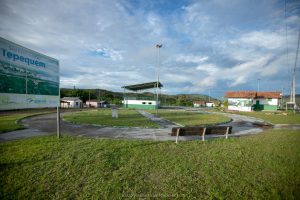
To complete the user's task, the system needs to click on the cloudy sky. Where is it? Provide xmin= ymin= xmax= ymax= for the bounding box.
xmin=0 ymin=0 xmax=299 ymax=98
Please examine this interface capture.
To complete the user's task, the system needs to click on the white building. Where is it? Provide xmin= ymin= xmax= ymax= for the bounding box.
xmin=60 ymin=97 xmax=82 ymax=108
xmin=206 ymin=102 xmax=215 ymax=107
xmin=122 ymin=99 xmax=159 ymax=110
xmin=254 ymin=92 xmax=282 ymax=111
xmin=193 ymin=100 xmax=206 ymax=107
xmin=225 ymin=91 xmax=281 ymax=112
xmin=122 ymin=82 xmax=163 ymax=110
xmin=86 ymin=100 xmax=109 ymax=108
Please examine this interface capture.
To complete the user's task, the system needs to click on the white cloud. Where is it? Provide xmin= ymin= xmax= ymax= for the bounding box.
xmin=237 ymin=31 xmax=285 ymax=50
xmin=0 ymin=0 xmax=299 ymax=96
xmin=145 ymin=13 xmax=164 ymax=36
xmin=196 ymin=63 xmax=218 ymax=74
xmin=191 ymin=55 xmax=274 ymax=88
xmin=164 ymin=73 xmax=192 ymax=83
xmin=196 ymin=77 xmax=217 ymax=88
xmin=176 ymin=55 xmax=209 ymax=63
xmin=93 ymin=47 xmax=123 ymax=61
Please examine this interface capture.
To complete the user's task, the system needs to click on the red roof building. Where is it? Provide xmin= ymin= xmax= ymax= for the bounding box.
xmin=225 ymin=91 xmax=281 ymax=99
xmin=225 ymin=91 xmax=282 ymax=111
xmin=225 ymin=91 xmax=257 ymax=98
xmin=256 ymin=92 xmax=281 ymax=99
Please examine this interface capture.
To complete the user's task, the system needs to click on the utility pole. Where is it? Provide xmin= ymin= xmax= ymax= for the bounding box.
xmin=156 ymin=44 xmax=162 ymax=115
xmin=98 ymin=89 xmax=101 ymax=101
xmin=281 ymin=87 xmax=284 ymax=109
xmin=290 ymin=29 xmax=300 ymax=110
xmin=88 ymin=89 xmax=91 ymax=108
xmin=257 ymin=78 xmax=260 ymax=92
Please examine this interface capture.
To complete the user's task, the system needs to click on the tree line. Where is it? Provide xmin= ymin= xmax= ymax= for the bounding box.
xmin=60 ymin=88 xmax=217 ymax=107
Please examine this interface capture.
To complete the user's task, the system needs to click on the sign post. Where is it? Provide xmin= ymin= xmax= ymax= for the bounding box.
xmin=0 ymin=37 xmax=60 ymax=137
xmin=57 ymin=106 xmax=60 ymax=138
xmin=0 ymin=37 xmax=60 ymax=110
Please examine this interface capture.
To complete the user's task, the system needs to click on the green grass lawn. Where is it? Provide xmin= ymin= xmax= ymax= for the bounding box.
xmin=233 ymin=111 xmax=300 ymax=124
xmin=0 ymin=109 xmax=55 ymax=133
xmin=63 ymin=109 xmax=160 ymax=128
xmin=1 ymin=129 xmax=299 ymax=199
xmin=151 ymin=110 xmax=231 ymax=126
xmin=0 ymin=113 xmax=50 ymax=133
xmin=0 ymin=114 xmax=30 ymax=133
xmin=0 ymin=108 xmax=57 ymax=133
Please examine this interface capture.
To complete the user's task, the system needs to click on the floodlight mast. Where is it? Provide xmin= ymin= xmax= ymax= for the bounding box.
xmin=156 ymin=44 xmax=162 ymax=115
xmin=290 ymin=29 xmax=300 ymax=110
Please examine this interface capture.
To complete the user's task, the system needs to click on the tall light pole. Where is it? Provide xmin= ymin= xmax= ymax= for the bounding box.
xmin=156 ymin=44 xmax=162 ymax=115
xmin=257 ymin=78 xmax=260 ymax=92
xmin=281 ymin=87 xmax=284 ymax=109
xmin=290 ymin=29 xmax=300 ymax=110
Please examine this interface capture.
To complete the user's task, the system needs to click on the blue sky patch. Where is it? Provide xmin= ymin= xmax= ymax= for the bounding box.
xmin=0 ymin=0 xmax=299 ymax=97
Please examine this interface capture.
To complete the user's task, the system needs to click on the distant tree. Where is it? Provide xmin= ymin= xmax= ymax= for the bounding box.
xmin=164 ymin=97 xmax=176 ymax=106
xmin=112 ymin=98 xmax=122 ymax=105
xmin=223 ymin=100 xmax=228 ymax=109
xmin=61 ymin=88 xmax=209 ymax=107
xmin=176 ymin=95 xmax=193 ymax=106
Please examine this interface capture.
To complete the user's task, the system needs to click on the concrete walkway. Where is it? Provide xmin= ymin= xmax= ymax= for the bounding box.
xmin=1 ymin=110 xmax=295 ymax=142
xmin=274 ymin=124 xmax=300 ymax=130
xmin=214 ymin=112 xmax=268 ymax=135
xmin=137 ymin=110 xmax=181 ymax=128
xmin=0 ymin=113 xmax=174 ymax=142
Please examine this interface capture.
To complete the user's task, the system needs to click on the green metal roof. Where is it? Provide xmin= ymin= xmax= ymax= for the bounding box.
xmin=122 ymin=82 xmax=163 ymax=91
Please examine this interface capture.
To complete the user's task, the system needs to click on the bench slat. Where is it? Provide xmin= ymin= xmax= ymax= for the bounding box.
xmin=171 ymin=126 xmax=232 ymax=136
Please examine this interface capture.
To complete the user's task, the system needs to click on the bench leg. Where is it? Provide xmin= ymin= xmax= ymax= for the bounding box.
xmin=175 ymin=128 xmax=180 ymax=144
xmin=225 ymin=127 xmax=230 ymax=139
xmin=202 ymin=128 xmax=206 ymax=141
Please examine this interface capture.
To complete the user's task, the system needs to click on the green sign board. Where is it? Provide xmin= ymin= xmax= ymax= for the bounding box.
xmin=0 ymin=37 xmax=59 ymax=110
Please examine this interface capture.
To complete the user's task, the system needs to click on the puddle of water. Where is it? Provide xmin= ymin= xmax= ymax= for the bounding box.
xmin=252 ymin=122 xmax=273 ymax=129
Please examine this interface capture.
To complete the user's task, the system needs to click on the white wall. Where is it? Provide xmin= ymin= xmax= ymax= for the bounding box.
xmin=255 ymin=98 xmax=278 ymax=106
xmin=61 ymin=100 xmax=82 ymax=108
xmin=123 ymin=100 xmax=159 ymax=105
xmin=228 ymin=105 xmax=252 ymax=112
xmin=227 ymin=98 xmax=253 ymax=112
xmin=206 ymin=102 xmax=215 ymax=107
xmin=86 ymin=101 xmax=98 ymax=108
xmin=228 ymin=98 xmax=253 ymax=107
xmin=73 ymin=100 xmax=82 ymax=108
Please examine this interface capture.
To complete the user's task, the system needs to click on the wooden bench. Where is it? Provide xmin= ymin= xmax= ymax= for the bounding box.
xmin=171 ymin=126 xmax=232 ymax=143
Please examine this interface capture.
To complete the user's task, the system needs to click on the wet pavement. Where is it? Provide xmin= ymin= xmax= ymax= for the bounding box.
xmin=137 ymin=110 xmax=181 ymax=128
xmin=213 ymin=112 xmax=271 ymax=134
xmin=0 ymin=110 xmax=295 ymax=142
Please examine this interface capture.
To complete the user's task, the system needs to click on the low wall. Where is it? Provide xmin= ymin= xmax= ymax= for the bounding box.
xmin=124 ymin=104 xmax=157 ymax=110
xmin=253 ymin=105 xmax=278 ymax=111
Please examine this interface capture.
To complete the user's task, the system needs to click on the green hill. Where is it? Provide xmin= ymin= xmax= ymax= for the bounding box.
xmin=60 ymin=88 xmax=218 ymax=107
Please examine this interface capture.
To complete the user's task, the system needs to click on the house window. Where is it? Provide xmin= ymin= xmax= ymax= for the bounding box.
xmin=142 ymin=102 xmax=146 ymax=104
xmin=148 ymin=102 xmax=152 ymax=105
xmin=75 ymin=102 xmax=79 ymax=106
